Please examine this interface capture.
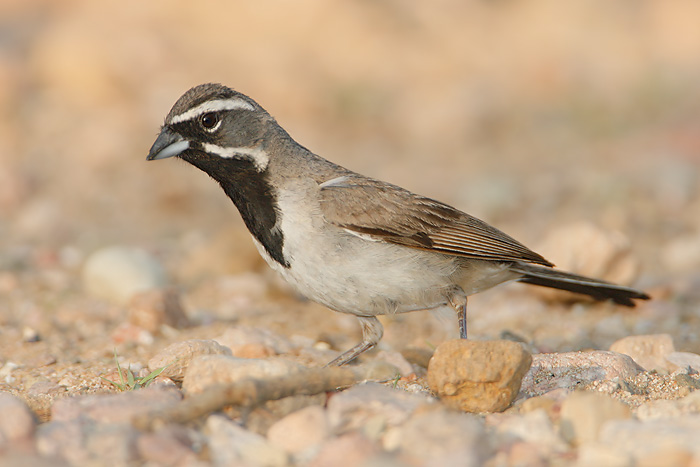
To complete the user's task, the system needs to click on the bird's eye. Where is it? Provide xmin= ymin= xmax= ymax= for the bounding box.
xmin=200 ymin=112 xmax=220 ymax=131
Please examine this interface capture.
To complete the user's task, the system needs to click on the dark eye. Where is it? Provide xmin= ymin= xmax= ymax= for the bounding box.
xmin=200 ymin=112 xmax=220 ymax=130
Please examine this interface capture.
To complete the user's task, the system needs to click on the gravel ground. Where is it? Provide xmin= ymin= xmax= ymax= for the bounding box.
xmin=1 ymin=2 xmax=700 ymax=466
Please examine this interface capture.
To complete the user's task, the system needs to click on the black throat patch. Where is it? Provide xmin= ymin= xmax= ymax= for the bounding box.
xmin=183 ymin=154 xmax=289 ymax=268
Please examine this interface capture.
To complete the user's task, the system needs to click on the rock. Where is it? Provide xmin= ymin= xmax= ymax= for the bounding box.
xmin=37 ymin=420 xmax=140 ymax=465
xmin=374 ymin=350 xmax=414 ymax=377
xmin=635 ymin=390 xmax=700 ymax=420
xmin=515 ymin=393 xmax=560 ymax=418
xmin=576 ymin=444 xmax=633 ymax=467
xmin=560 ymin=391 xmax=631 ymax=445
xmin=326 ymin=382 xmax=433 ymax=434
xmin=27 ymin=380 xmax=66 ymax=397
xmin=598 ymin=416 xmax=700 ymax=462
xmin=502 ymin=441 xmax=550 ymax=467
xmin=427 ymin=339 xmax=532 ymax=412
xmin=206 ymin=414 xmax=288 ymax=467
xmin=530 ymin=222 xmax=641 ymax=304
xmin=520 ymin=351 xmax=643 ymax=397
xmin=51 ymin=386 xmax=182 ymax=424
xmin=148 ymin=339 xmax=232 ymax=382
xmin=666 ymin=351 xmax=700 ymax=373
xmin=82 ymin=246 xmax=166 ymax=305
xmin=383 ymin=408 xmax=489 ymax=467
xmin=267 ymin=405 xmax=329 ymax=456
xmin=182 ymin=355 xmax=305 ymax=394
xmin=609 ymin=334 xmax=676 ymax=373
xmin=310 ymin=432 xmax=381 ymax=467
xmin=136 ymin=425 xmax=198 ymax=466
xmin=127 ymin=287 xmax=190 ymax=333
xmin=673 ymin=373 xmax=700 ymax=391
xmin=215 ymin=326 xmax=293 ymax=359
xmin=245 ymin=394 xmax=327 ymax=437
xmin=0 ymin=393 xmax=36 ymax=443
xmin=353 ymin=361 xmax=403 ymax=382
xmin=636 ymin=448 xmax=694 ymax=467
xmin=492 ymin=409 xmax=567 ymax=452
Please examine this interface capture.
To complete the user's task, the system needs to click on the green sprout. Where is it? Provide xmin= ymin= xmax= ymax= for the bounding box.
xmin=101 ymin=349 xmax=171 ymax=391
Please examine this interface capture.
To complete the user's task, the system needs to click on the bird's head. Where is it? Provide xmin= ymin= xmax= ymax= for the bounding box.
xmin=147 ymin=83 xmax=273 ymax=172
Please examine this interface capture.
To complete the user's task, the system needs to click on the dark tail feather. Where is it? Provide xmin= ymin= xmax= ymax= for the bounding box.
xmin=512 ymin=264 xmax=650 ymax=307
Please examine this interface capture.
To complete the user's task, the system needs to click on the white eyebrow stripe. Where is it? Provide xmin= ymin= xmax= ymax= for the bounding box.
xmin=202 ymin=143 xmax=270 ymax=171
xmin=169 ymin=98 xmax=255 ymax=124
xmin=319 ymin=176 xmax=351 ymax=189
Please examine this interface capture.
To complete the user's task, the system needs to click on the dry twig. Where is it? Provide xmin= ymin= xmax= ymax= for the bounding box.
xmin=132 ymin=363 xmax=396 ymax=430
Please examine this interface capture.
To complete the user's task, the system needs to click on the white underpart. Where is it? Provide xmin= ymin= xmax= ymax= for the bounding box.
xmin=202 ymin=143 xmax=270 ymax=171
xmin=250 ymin=181 xmax=468 ymax=317
xmin=168 ymin=98 xmax=255 ymax=125
xmin=319 ymin=176 xmax=351 ymax=189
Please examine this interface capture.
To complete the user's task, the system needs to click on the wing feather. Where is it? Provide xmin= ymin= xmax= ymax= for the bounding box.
xmin=319 ymin=177 xmax=553 ymax=267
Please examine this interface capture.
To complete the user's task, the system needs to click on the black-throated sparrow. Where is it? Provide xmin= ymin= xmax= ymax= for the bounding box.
xmin=147 ymin=83 xmax=649 ymax=366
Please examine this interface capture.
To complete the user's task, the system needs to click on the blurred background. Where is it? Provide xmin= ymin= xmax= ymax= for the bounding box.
xmin=1 ymin=1 xmax=700 ymax=364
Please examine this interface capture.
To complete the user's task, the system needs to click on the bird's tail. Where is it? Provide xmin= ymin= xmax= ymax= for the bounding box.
xmin=512 ymin=263 xmax=650 ymax=307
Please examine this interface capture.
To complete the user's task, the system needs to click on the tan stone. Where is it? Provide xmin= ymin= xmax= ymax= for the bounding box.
xmin=609 ymin=334 xmax=675 ymax=373
xmin=427 ymin=339 xmax=532 ymax=413
xmin=560 ymin=391 xmax=631 ymax=445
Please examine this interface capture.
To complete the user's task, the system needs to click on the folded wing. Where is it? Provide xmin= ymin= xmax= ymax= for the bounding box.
xmin=319 ymin=176 xmax=553 ymax=267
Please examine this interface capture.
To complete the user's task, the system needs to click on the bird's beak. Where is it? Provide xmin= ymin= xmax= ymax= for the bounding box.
xmin=147 ymin=127 xmax=190 ymax=161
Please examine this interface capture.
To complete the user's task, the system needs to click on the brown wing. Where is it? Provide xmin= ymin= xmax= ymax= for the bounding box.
xmin=319 ymin=177 xmax=553 ymax=267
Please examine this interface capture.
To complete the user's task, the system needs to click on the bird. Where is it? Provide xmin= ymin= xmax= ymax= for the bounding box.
xmin=147 ymin=83 xmax=650 ymax=366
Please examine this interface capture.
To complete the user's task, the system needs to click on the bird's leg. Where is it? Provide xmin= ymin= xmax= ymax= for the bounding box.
xmin=326 ymin=316 xmax=383 ymax=366
xmin=448 ymin=288 xmax=468 ymax=339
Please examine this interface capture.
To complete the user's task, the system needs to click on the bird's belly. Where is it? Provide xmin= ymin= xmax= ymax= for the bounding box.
xmin=252 ymin=233 xmax=458 ymax=316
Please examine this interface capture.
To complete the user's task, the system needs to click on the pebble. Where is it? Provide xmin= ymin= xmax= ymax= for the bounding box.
xmin=0 ymin=393 xmax=36 ymax=443
xmin=492 ymin=409 xmax=567 ymax=452
xmin=597 ymin=416 xmax=700 ymax=462
xmin=326 ymin=382 xmax=433 ymax=435
xmin=427 ymin=339 xmax=532 ymax=412
xmin=575 ymin=444 xmax=633 ymax=467
xmin=148 ymin=339 xmax=232 ymax=382
xmin=267 ymin=404 xmax=329 ymax=456
xmin=384 ymin=408 xmax=489 ymax=467
xmin=51 ymin=385 xmax=182 ymax=424
xmin=635 ymin=390 xmax=700 ymax=420
xmin=182 ymin=355 xmax=305 ymax=394
xmin=37 ymin=419 xmax=140 ymax=465
xmin=310 ymin=432 xmax=381 ymax=467
xmin=520 ymin=351 xmax=642 ymax=397
xmin=559 ymin=391 xmax=631 ymax=445
xmin=136 ymin=425 xmax=199 ymax=466
xmin=215 ymin=326 xmax=293 ymax=359
xmin=666 ymin=351 xmax=700 ymax=373
xmin=82 ymin=246 xmax=166 ymax=305
xmin=127 ymin=287 xmax=190 ymax=333
xmin=206 ymin=414 xmax=288 ymax=467
xmin=609 ymin=334 xmax=676 ymax=373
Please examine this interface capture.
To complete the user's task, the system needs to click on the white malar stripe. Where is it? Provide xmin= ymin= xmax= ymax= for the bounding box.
xmin=202 ymin=143 xmax=270 ymax=171
xmin=169 ymin=98 xmax=255 ymax=125
xmin=319 ymin=175 xmax=351 ymax=189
